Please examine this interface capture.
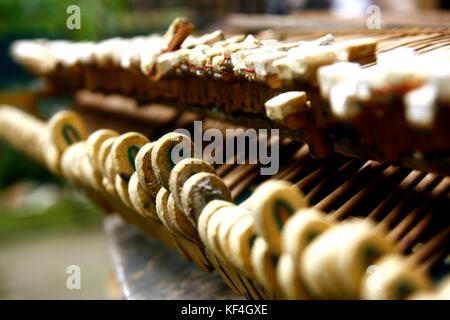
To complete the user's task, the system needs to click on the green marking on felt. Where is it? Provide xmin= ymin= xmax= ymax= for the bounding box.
xmin=128 ymin=145 xmax=140 ymax=171
xmin=363 ymin=245 xmax=381 ymax=268
xmin=273 ymin=199 xmax=295 ymax=231
xmin=395 ymin=281 xmax=415 ymax=300
xmin=62 ymin=124 xmax=81 ymax=146
xmin=167 ymin=145 xmax=176 ymax=169
xmin=248 ymin=234 xmax=257 ymax=249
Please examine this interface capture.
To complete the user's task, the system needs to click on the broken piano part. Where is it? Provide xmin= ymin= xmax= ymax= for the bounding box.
xmin=2 ymin=17 xmax=450 ymax=300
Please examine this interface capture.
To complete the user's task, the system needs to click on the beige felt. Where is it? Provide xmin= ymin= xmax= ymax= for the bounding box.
xmin=169 ymin=158 xmax=215 ymax=222
xmin=281 ymin=208 xmax=331 ymax=262
xmin=276 ymin=254 xmax=309 ymax=300
xmin=180 ymin=172 xmax=232 ymax=225
xmin=98 ymin=137 xmax=116 ymax=178
xmin=111 ymin=132 xmax=149 ymax=181
xmin=86 ymin=129 xmax=119 ymax=171
xmin=251 ymin=180 xmax=308 ymax=256
xmin=227 ymin=214 xmax=255 ymax=277
xmin=155 ymin=187 xmax=178 ymax=233
xmin=197 ymin=200 xmax=234 ymax=248
xmin=151 ymin=132 xmax=193 ymax=190
xmin=48 ymin=110 xmax=87 ymax=153
xmin=128 ymin=172 xmax=158 ymax=220
xmin=361 ymin=254 xmax=431 ymax=300
xmin=250 ymin=237 xmax=278 ymax=292
xmin=217 ymin=206 xmax=251 ymax=265
xmin=115 ymin=174 xmax=133 ymax=208
xmin=135 ymin=143 xmax=160 ymax=197
xmin=167 ymin=193 xmax=199 ymax=243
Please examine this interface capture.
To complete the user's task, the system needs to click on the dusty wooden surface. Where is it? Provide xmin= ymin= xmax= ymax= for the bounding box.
xmin=224 ymin=11 xmax=450 ymax=32
xmin=104 ymin=215 xmax=240 ymax=300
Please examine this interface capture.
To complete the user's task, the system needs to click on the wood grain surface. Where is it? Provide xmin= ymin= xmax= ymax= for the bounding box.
xmin=105 ymin=215 xmax=241 ymax=300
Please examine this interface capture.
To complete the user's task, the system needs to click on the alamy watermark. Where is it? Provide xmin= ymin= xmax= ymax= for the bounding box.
xmin=66 ymin=5 xmax=81 ymax=30
xmin=366 ymin=5 xmax=382 ymax=30
xmin=66 ymin=265 xmax=81 ymax=290
xmin=172 ymin=121 xmax=280 ymax=175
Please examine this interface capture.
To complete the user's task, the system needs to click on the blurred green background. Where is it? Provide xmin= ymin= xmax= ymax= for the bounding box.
xmin=0 ymin=0 xmax=267 ymax=300
xmin=0 ymin=0 xmax=188 ymax=299
xmin=0 ymin=0 xmax=135 ymax=299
